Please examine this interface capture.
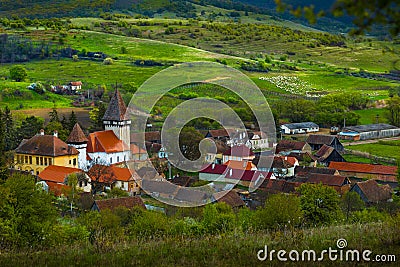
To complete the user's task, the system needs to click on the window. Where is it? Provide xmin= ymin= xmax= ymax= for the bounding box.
xmin=79 ymin=181 xmax=82 ymax=187
xmin=44 ymin=158 xmax=48 ymax=166
xmin=29 ymin=156 xmax=32 ymax=165
xmin=69 ymin=160 xmax=71 ymax=165
xmin=73 ymin=158 xmax=77 ymax=166
xmin=117 ymin=156 xmax=119 ymax=162
xmin=36 ymin=157 xmax=39 ymax=165
xmin=110 ymin=157 xmax=113 ymax=164
xmin=49 ymin=158 xmax=52 ymax=165
xmin=25 ymin=156 xmax=28 ymax=164
xmin=40 ymin=157 xmax=43 ymax=166
xmin=84 ymin=181 xmax=88 ymax=186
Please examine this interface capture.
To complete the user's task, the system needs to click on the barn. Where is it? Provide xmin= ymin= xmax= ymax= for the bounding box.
xmin=339 ymin=123 xmax=400 ymax=140
xmin=281 ymin=122 xmax=319 ymax=135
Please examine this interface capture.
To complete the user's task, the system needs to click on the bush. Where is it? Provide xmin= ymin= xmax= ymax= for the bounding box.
xmin=9 ymin=65 xmax=27 ymax=82
xmin=201 ymin=203 xmax=235 ymax=234
xmin=255 ymin=194 xmax=303 ymax=230
xmin=103 ymin=57 xmax=113 ymax=65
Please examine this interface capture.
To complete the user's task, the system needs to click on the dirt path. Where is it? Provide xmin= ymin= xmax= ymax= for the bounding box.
xmin=343 ymin=136 xmax=400 ymax=146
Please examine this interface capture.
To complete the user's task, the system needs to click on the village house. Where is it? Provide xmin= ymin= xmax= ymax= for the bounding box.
xmin=281 ymin=122 xmax=319 ymax=135
xmin=270 ymin=156 xmax=299 ymax=178
xmin=68 ymin=81 xmax=82 ymax=91
xmin=329 ymin=162 xmax=398 ymax=183
xmin=14 ymin=129 xmax=79 ymax=175
xmin=222 ymin=144 xmax=255 ymax=163
xmin=38 ymin=165 xmax=91 ymax=193
xmin=91 ymin=196 xmax=146 ymax=212
xmin=88 ymin=164 xmax=142 ymax=195
xmin=350 ymin=179 xmax=392 ymax=204
xmin=212 ymin=190 xmax=245 ymax=208
xmin=275 ymin=140 xmax=312 ymax=154
xmin=204 ymin=138 xmax=229 ymax=164
xmin=297 ymin=173 xmax=351 ymax=194
xmin=247 ymin=131 xmax=269 ymax=150
xmin=295 ymin=166 xmax=340 ymax=177
xmin=314 ymin=144 xmax=345 ymax=166
xmin=339 ymin=123 xmax=400 ymax=141
xmin=306 ymin=134 xmax=344 ymax=152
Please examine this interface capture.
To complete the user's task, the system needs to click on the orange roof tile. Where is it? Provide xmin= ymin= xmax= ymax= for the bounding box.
xmin=130 ymin=143 xmax=147 ymax=154
xmin=88 ymin=164 xmax=136 ymax=183
xmin=223 ymin=160 xmax=254 ymax=170
xmin=329 ymin=162 xmax=397 ymax=176
xmin=39 ymin=165 xmax=82 ymax=183
xmin=46 ymin=181 xmax=70 ymax=196
xmin=87 ymin=130 xmax=129 ymax=153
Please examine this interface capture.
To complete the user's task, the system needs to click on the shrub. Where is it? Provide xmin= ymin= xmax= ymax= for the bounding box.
xmin=103 ymin=57 xmax=113 ymax=65
xmin=9 ymin=65 xmax=27 ymax=82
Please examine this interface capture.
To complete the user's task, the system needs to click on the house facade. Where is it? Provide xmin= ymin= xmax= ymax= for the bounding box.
xmin=281 ymin=122 xmax=319 ymax=135
xmin=14 ymin=130 xmax=79 ymax=175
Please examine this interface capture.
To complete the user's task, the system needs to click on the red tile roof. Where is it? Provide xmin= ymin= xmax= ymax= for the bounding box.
xmin=306 ymin=173 xmax=349 ymax=187
xmin=93 ymin=197 xmax=146 ymax=211
xmin=130 ymin=143 xmax=147 ymax=155
xmin=206 ymin=129 xmax=229 ymax=138
xmin=352 ymin=180 xmax=392 ymax=203
xmin=329 ymin=162 xmax=397 ymax=176
xmin=276 ymin=140 xmax=308 ymax=153
xmin=145 ymin=131 xmax=161 ymax=142
xmin=87 ymin=130 xmax=129 ymax=153
xmin=224 ymin=168 xmax=272 ymax=182
xmin=66 ymin=123 xmax=88 ymax=143
xmin=69 ymin=81 xmax=82 ymax=86
xmin=88 ymin=165 xmax=136 ymax=183
xmin=39 ymin=165 xmax=82 ymax=183
xmin=213 ymin=190 xmax=245 ymax=207
xmin=201 ymin=164 xmax=228 ymax=174
xmin=15 ymin=134 xmax=79 ymax=157
xmin=223 ymin=160 xmax=254 ymax=170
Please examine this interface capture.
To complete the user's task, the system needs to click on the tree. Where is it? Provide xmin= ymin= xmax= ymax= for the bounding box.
xmin=0 ymin=174 xmax=57 ymax=249
xmin=1 ymin=106 xmax=17 ymax=151
xmin=341 ymin=191 xmax=365 ymax=221
xmin=108 ymin=187 xmax=129 ymax=198
xmin=0 ymin=109 xmax=7 ymax=183
xmin=178 ymin=127 xmax=204 ymax=161
xmin=45 ymin=121 xmax=69 ymax=141
xmin=17 ymin=115 xmax=44 ymax=141
xmin=87 ymin=164 xmax=114 ymax=194
xmin=9 ymin=65 xmax=27 ymax=82
xmin=255 ymin=193 xmax=303 ymax=230
xmin=89 ymin=102 xmax=107 ymax=131
xmin=68 ymin=111 xmax=78 ymax=132
xmin=49 ymin=107 xmax=60 ymax=123
xmin=386 ymin=95 xmax=400 ymax=127
xmin=275 ymin=0 xmax=400 ymax=35
xmin=297 ymin=183 xmax=343 ymax=225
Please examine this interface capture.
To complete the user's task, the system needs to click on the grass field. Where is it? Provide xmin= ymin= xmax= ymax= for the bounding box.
xmin=343 ymin=154 xmax=373 ymax=164
xmin=354 ymin=108 xmax=389 ymax=125
xmin=346 ymin=140 xmax=400 ymax=161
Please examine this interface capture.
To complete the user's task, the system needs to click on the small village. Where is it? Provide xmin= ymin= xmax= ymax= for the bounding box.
xmin=12 ymin=88 xmax=400 ymax=213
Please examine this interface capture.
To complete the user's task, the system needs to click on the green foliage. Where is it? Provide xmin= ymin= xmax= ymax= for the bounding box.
xmin=127 ymin=208 xmax=170 ymax=239
xmin=9 ymin=65 xmax=27 ymax=82
xmin=351 ymin=207 xmax=390 ymax=223
xmin=0 ymin=174 xmax=57 ymax=249
xmin=254 ymin=193 xmax=303 ymax=230
xmin=386 ymin=95 xmax=400 ymax=127
xmin=103 ymin=57 xmax=114 ymax=65
xmin=201 ymin=203 xmax=235 ymax=234
xmin=45 ymin=121 xmax=69 ymax=141
xmin=297 ymin=183 xmax=343 ymax=225
xmin=341 ymin=191 xmax=365 ymax=221
xmin=107 ymin=187 xmax=129 ymax=198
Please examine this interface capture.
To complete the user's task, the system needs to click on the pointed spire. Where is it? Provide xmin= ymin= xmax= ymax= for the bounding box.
xmin=66 ymin=123 xmax=88 ymax=143
xmin=102 ymin=89 xmax=127 ymax=121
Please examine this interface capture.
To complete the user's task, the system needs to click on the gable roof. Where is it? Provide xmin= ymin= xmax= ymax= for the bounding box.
xmin=88 ymin=165 xmax=136 ymax=183
xmin=15 ymin=134 xmax=79 ymax=157
xmin=213 ymin=191 xmax=245 ymax=208
xmin=295 ymin=166 xmax=338 ymax=177
xmin=281 ymin=122 xmax=318 ymax=130
xmin=306 ymin=135 xmax=336 ymax=145
xmin=93 ymin=197 xmax=145 ymax=211
xmin=200 ymin=164 xmax=228 ymax=175
xmin=314 ymin=144 xmax=335 ymax=161
xmin=145 ymin=131 xmax=161 ymax=142
xmin=39 ymin=165 xmax=83 ymax=183
xmin=206 ymin=129 xmax=229 ymax=138
xmin=352 ymin=179 xmax=392 ymax=203
xmin=329 ymin=162 xmax=397 ymax=176
xmin=248 ymin=131 xmax=267 ymax=140
xmin=343 ymin=123 xmax=399 ymax=133
xmin=66 ymin=123 xmax=88 ymax=144
xmin=223 ymin=160 xmax=254 ymax=170
xmin=87 ymin=130 xmax=129 ymax=153
xmin=272 ymin=156 xmax=298 ymax=168
xmin=130 ymin=143 xmax=147 ymax=155
xmin=102 ymin=89 xmax=127 ymax=121
xmin=224 ymin=168 xmax=272 ymax=182
xmin=174 ymin=187 xmax=208 ymax=203
xmin=306 ymin=173 xmax=348 ymax=187
xmin=141 ymin=179 xmax=177 ymax=195
xmin=276 ymin=140 xmax=308 ymax=153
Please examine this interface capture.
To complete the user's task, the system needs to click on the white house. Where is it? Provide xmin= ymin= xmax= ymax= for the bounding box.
xmin=281 ymin=122 xmax=319 ymax=135
xmin=247 ymin=131 xmax=269 ymax=150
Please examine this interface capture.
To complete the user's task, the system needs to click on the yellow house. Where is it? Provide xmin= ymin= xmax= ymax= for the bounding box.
xmin=14 ymin=130 xmax=79 ymax=175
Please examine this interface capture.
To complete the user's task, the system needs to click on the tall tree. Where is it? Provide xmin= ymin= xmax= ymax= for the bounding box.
xmin=17 ymin=115 xmax=44 ymax=141
xmin=68 ymin=111 xmax=78 ymax=132
xmin=386 ymin=95 xmax=400 ymax=127
xmin=0 ymin=109 xmax=7 ymax=183
xmin=49 ymin=107 xmax=60 ymax=123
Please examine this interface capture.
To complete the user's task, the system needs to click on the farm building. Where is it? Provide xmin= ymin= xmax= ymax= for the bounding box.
xmin=329 ymin=162 xmax=398 ymax=183
xmin=339 ymin=124 xmax=400 ymax=140
xmin=306 ymin=134 xmax=344 ymax=152
xmin=281 ymin=122 xmax=319 ymax=135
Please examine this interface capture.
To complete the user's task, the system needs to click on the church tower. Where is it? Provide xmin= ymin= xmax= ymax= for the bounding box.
xmin=102 ymin=89 xmax=131 ymax=148
xmin=66 ymin=123 xmax=88 ymax=170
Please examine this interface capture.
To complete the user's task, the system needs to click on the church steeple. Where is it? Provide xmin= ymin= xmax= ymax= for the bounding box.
xmin=66 ymin=123 xmax=88 ymax=170
xmin=102 ymin=89 xmax=131 ymax=149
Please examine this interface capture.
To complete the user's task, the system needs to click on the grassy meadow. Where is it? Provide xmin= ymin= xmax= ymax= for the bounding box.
xmin=346 ymin=140 xmax=400 ymax=161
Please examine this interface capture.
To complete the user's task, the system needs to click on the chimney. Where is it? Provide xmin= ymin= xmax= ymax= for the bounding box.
xmin=39 ymin=129 xmax=44 ymax=135
xmin=229 ymin=168 xmax=232 ymax=176
xmin=212 ymin=163 xmax=215 ymax=169
xmin=53 ymin=130 xmax=58 ymax=138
